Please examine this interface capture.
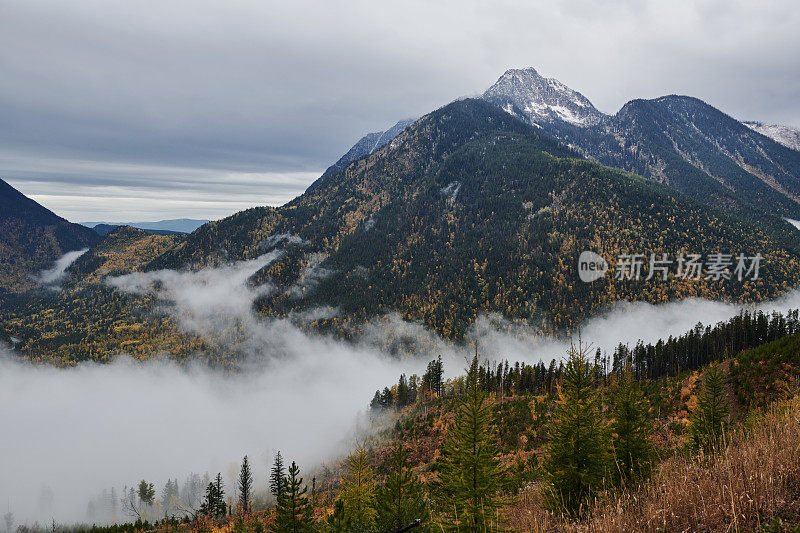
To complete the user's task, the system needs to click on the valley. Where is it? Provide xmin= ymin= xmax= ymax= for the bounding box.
xmin=2 ymin=62 xmax=800 ymax=532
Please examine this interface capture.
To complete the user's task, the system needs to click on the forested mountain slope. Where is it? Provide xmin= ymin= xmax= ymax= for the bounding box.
xmin=146 ymin=99 xmax=800 ymax=338
xmin=0 ymin=226 xmax=196 ymax=365
xmin=483 ymin=68 xmax=800 ymax=225
xmin=0 ymin=178 xmax=99 ymax=292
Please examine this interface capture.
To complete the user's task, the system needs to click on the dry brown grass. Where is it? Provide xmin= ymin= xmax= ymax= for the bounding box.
xmin=508 ymin=397 xmax=800 ymax=532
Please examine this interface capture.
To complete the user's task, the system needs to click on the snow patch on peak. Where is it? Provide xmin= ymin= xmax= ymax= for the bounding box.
xmin=483 ymin=67 xmax=605 ymax=128
xmin=744 ymin=121 xmax=800 ymax=152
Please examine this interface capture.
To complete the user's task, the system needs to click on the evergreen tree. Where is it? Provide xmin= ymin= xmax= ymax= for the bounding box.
xmin=199 ymin=483 xmax=216 ymax=517
xmin=434 ymin=353 xmax=505 ymax=532
xmin=369 ymin=391 xmax=382 ymax=411
xmin=270 ymin=451 xmax=286 ymax=501
xmin=375 ymin=441 xmax=429 ymax=531
xmin=161 ymin=479 xmax=179 ymax=518
xmin=272 ymin=461 xmax=315 ymax=533
xmin=423 ymin=356 xmax=444 ymax=397
xmin=339 ymin=446 xmax=377 ymax=530
xmin=397 ymin=374 xmax=410 ymax=408
xmin=543 ymin=342 xmax=610 ymax=517
xmin=138 ymin=480 xmax=155 ymax=507
xmin=610 ymin=367 xmax=652 ymax=483
xmin=214 ymin=473 xmax=226 ymax=517
xmin=689 ymin=363 xmax=730 ymax=453
xmin=238 ymin=455 xmax=253 ymax=514
xmin=199 ymin=473 xmax=227 ymax=518
xmin=324 ymin=499 xmax=351 ymax=532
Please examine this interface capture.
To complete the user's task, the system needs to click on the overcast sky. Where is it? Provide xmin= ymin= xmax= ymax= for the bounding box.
xmin=1 ymin=0 xmax=799 ymax=222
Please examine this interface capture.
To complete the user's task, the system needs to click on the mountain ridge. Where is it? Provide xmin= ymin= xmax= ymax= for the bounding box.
xmin=315 ymin=68 xmax=800 ymax=226
xmin=143 ymin=98 xmax=800 ymax=338
xmin=80 ymin=218 xmax=209 ymax=234
xmin=743 ymin=121 xmax=800 ymax=152
xmin=0 ymin=178 xmax=99 ymax=292
xmin=307 ymin=118 xmax=416 ymax=191
xmin=482 ymin=69 xmax=800 ymax=224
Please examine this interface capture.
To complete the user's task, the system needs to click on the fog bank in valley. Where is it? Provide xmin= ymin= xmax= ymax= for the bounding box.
xmin=3 ymin=251 xmax=800 ymax=526
xmin=36 ymin=248 xmax=88 ymax=286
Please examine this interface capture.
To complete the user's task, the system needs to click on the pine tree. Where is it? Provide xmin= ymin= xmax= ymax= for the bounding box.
xmin=270 ymin=451 xmax=286 ymax=501
xmin=423 ymin=356 xmax=444 ymax=397
xmin=369 ymin=391 xmax=382 ymax=411
xmin=238 ymin=455 xmax=253 ymax=514
xmin=138 ymin=480 xmax=155 ymax=507
xmin=375 ymin=441 xmax=429 ymax=531
xmin=339 ymin=446 xmax=377 ymax=530
xmin=689 ymin=363 xmax=730 ymax=453
xmin=199 ymin=483 xmax=216 ymax=517
xmin=214 ymin=473 xmax=226 ymax=517
xmin=325 ymin=499 xmax=351 ymax=532
xmin=434 ymin=353 xmax=505 ymax=532
xmin=199 ymin=473 xmax=227 ymax=518
xmin=161 ymin=479 xmax=179 ymax=518
xmin=397 ymin=374 xmax=410 ymax=408
xmin=271 ymin=461 xmax=315 ymax=533
xmin=610 ymin=367 xmax=652 ymax=483
xmin=543 ymin=342 xmax=610 ymax=517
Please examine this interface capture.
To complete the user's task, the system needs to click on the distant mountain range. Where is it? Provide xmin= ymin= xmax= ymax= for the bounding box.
xmin=0 ymin=178 xmax=99 ymax=292
xmin=81 ymin=219 xmax=209 ymax=234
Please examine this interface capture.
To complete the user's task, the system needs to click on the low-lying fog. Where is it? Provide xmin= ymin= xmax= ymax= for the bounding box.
xmin=4 ymin=252 xmax=800 ymax=526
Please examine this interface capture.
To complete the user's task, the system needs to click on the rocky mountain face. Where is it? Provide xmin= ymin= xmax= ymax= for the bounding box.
xmin=308 ymin=118 xmax=415 ymax=190
xmin=0 ymin=178 xmax=99 ymax=292
xmin=315 ymin=68 xmax=800 ymax=225
xmin=744 ymin=121 xmax=800 ymax=152
xmin=482 ymin=67 xmax=605 ymax=127
xmin=481 ymin=69 xmax=800 ymax=222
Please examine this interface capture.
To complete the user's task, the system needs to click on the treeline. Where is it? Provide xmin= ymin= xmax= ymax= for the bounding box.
xmin=369 ymin=356 xmax=443 ymax=410
xmin=252 ymin=348 xmax=729 ymax=529
xmin=370 ymin=309 xmax=800 ymax=410
xmin=84 ymin=473 xmax=208 ymax=525
xmin=612 ymin=309 xmax=800 ymax=379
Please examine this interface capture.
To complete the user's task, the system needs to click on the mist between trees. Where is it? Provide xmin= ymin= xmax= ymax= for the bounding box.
xmin=4 ymin=254 xmax=800 ymax=526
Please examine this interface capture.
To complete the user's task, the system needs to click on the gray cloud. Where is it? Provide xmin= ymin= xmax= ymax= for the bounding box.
xmin=1 ymin=0 xmax=799 ymax=220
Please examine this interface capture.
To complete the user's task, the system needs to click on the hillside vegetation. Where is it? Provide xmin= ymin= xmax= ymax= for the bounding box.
xmin=145 ymin=100 xmax=800 ymax=338
xmin=0 ymin=178 xmax=99 ymax=292
xmin=50 ymin=312 xmax=800 ymax=532
xmin=4 ymin=101 xmax=800 ymax=363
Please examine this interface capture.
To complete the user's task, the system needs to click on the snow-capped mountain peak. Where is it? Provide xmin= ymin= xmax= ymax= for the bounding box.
xmin=482 ymin=67 xmax=605 ymax=127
